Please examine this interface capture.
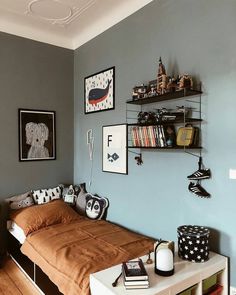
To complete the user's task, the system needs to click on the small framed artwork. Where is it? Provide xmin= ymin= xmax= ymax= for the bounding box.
xmin=102 ymin=124 xmax=127 ymax=174
xmin=19 ymin=109 xmax=56 ymax=161
xmin=84 ymin=66 xmax=115 ymax=114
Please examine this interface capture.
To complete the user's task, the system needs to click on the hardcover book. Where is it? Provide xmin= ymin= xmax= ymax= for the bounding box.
xmin=125 ymin=284 xmax=149 ymax=289
xmin=124 ymin=279 xmax=149 ymax=286
xmin=122 ymin=259 xmax=148 ymax=281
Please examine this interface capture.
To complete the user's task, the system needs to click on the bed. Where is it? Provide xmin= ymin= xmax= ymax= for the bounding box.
xmin=7 ymin=199 xmax=154 ymax=295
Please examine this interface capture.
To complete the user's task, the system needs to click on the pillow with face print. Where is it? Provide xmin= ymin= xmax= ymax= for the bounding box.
xmin=85 ymin=194 xmax=109 ymax=220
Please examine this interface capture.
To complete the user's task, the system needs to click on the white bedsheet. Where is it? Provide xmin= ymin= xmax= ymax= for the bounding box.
xmin=7 ymin=220 xmax=26 ymax=244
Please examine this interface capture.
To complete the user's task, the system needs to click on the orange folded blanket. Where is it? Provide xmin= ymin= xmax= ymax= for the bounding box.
xmin=21 ymin=218 xmax=154 ymax=295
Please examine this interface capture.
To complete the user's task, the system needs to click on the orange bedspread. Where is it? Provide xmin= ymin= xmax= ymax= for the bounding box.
xmin=21 ymin=218 xmax=154 ymax=295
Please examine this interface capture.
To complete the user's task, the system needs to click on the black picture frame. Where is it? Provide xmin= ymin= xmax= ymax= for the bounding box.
xmin=84 ymin=66 xmax=115 ymax=114
xmin=19 ymin=109 xmax=56 ymax=161
xmin=102 ymin=124 xmax=128 ymax=175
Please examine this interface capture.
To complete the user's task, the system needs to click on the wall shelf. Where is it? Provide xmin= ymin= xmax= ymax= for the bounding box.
xmin=128 ymin=146 xmax=202 ymax=150
xmin=126 ymin=89 xmax=202 ymax=105
xmin=126 ymin=87 xmax=203 ymax=158
xmin=127 ymin=118 xmax=202 ymax=126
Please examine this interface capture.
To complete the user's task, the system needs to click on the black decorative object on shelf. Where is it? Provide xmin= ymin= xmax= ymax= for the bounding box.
xmin=177 ymin=225 xmax=210 ymax=263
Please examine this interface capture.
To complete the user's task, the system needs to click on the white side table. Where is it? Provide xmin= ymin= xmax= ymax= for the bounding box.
xmin=90 ymin=252 xmax=228 ymax=295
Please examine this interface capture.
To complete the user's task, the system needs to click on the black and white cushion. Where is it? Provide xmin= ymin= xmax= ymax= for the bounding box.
xmin=85 ymin=194 xmax=109 ymax=220
xmin=32 ymin=186 xmax=61 ymax=204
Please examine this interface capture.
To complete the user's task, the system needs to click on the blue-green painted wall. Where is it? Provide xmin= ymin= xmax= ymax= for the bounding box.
xmin=74 ymin=0 xmax=236 ymax=285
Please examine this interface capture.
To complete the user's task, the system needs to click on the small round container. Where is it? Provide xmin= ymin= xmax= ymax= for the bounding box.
xmin=177 ymin=225 xmax=210 ymax=263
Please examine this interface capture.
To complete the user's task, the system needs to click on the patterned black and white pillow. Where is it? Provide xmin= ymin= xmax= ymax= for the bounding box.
xmin=85 ymin=194 xmax=109 ymax=220
xmin=32 ymin=186 xmax=61 ymax=205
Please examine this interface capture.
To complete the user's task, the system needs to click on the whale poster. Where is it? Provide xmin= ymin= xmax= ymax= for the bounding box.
xmin=102 ymin=124 xmax=127 ymax=174
xmin=84 ymin=67 xmax=115 ymax=114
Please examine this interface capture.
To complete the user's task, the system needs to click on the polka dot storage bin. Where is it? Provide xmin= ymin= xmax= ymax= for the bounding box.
xmin=177 ymin=225 xmax=210 ymax=263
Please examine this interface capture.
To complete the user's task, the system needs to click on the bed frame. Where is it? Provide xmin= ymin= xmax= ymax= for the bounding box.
xmin=7 ymin=232 xmax=62 ymax=295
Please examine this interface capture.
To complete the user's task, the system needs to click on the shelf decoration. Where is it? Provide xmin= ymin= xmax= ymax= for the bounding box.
xmin=102 ymin=124 xmax=127 ymax=174
xmin=84 ymin=66 xmax=115 ymax=114
xmin=131 ymin=57 xmax=196 ymax=102
xmin=157 ymin=57 xmax=168 ymax=95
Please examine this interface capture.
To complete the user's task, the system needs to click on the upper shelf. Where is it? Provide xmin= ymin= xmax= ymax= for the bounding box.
xmin=126 ymin=89 xmax=202 ymax=105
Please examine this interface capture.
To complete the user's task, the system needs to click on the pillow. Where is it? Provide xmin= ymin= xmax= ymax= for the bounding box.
xmin=60 ymin=183 xmax=86 ymax=206
xmin=85 ymin=194 xmax=109 ymax=220
xmin=5 ymin=191 xmax=34 ymax=211
xmin=75 ymin=183 xmax=87 ymax=215
xmin=59 ymin=184 xmax=79 ymax=205
xmin=32 ymin=186 xmax=61 ymax=204
xmin=9 ymin=196 xmax=34 ymax=210
xmin=10 ymin=200 xmax=80 ymax=236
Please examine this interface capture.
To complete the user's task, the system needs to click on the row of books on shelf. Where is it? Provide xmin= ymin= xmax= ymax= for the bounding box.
xmin=122 ymin=259 xmax=149 ymax=290
xmin=130 ymin=125 xmax=175 ymax=147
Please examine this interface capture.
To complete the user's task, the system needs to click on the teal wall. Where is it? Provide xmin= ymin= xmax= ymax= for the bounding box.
xmin=74 ymin=0 xmax=236 ymax=285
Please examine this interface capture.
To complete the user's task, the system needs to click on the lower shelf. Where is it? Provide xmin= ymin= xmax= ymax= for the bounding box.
xmin=128 ymin=146 xmax=202 ymax=149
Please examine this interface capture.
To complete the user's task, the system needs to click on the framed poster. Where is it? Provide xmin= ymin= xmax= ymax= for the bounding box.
xmin=84 ymin=66 xmax=115 ymax=114
xmin=19 ymin=109 xmax=56 ymax=161
xmin=102 ymin=124 xmax=127 ymax=174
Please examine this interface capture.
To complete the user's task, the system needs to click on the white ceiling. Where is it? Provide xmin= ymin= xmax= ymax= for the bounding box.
xmin=0 ymin=0 xmax=153 ymax=49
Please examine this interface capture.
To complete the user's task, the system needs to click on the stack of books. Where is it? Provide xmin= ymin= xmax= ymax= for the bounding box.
xmin=122 ymin=259 xmax=149 ymax=289
xmin=130 ymin=125 xmax=176 ymax=147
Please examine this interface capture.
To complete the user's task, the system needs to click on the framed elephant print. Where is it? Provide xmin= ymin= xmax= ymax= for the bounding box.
xmin=19 ymin=109 xmax=56 ymax=161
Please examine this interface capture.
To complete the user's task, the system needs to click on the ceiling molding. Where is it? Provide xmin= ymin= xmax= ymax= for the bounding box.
xmin=0 ymin=14 xmax=73 ymax=49
xmin=0 ymin=0 xmax=154 ymax=50
xmin=26 ymin=0 xmax=96 ymax=27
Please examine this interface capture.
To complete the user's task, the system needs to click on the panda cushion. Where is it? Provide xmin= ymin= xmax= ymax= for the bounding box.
xmin=85 ymin=194 xmax=109 ymax=220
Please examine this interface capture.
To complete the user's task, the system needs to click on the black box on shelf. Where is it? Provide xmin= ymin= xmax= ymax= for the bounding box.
xmin=177 ymin=225 xmax=210 ymax=263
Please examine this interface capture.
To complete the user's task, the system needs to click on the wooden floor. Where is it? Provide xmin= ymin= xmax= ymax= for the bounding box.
xmin=0 ymin=257 xmax=41 ymax=295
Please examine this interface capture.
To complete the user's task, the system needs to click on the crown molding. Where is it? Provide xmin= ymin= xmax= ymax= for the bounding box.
xmin=0 ymin=0 xmax=153 ymax=50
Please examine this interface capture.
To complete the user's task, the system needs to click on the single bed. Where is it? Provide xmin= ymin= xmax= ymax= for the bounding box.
xmin=7 ymin=199 xmax=154 ymax=295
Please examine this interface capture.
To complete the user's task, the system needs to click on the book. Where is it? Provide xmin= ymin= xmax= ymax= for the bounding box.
xmin=122 ymin=259 xmax=148 ymax=281
xmin=125 ymin=284 xmax=149 ymax=289
xmin=124 ymin=279 xmax=149 ymax=286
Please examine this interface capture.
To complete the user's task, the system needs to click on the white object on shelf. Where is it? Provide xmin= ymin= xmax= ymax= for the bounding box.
xmin=90 ymin=251 xmax=228 ymax=295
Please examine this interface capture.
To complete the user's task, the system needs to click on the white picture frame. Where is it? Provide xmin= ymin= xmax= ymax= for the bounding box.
xmin=102 ymin=124 xmax=127 ymax=174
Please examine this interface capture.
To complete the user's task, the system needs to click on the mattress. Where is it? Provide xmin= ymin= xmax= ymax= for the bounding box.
xmin=7 ymin=220 xmax=26 ymax=244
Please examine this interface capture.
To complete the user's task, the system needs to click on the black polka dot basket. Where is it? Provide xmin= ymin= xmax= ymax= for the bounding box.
xmin=177 ymin=225 xmax=210 ymax=263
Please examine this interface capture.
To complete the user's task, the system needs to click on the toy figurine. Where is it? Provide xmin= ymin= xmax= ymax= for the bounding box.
xmin=132 ymin=84 xmax=148 ymax=100
xmin=178 ymin=74 xmax=193 ymax=90
xmin=157 ymin=57 xmax=168 ymax=95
